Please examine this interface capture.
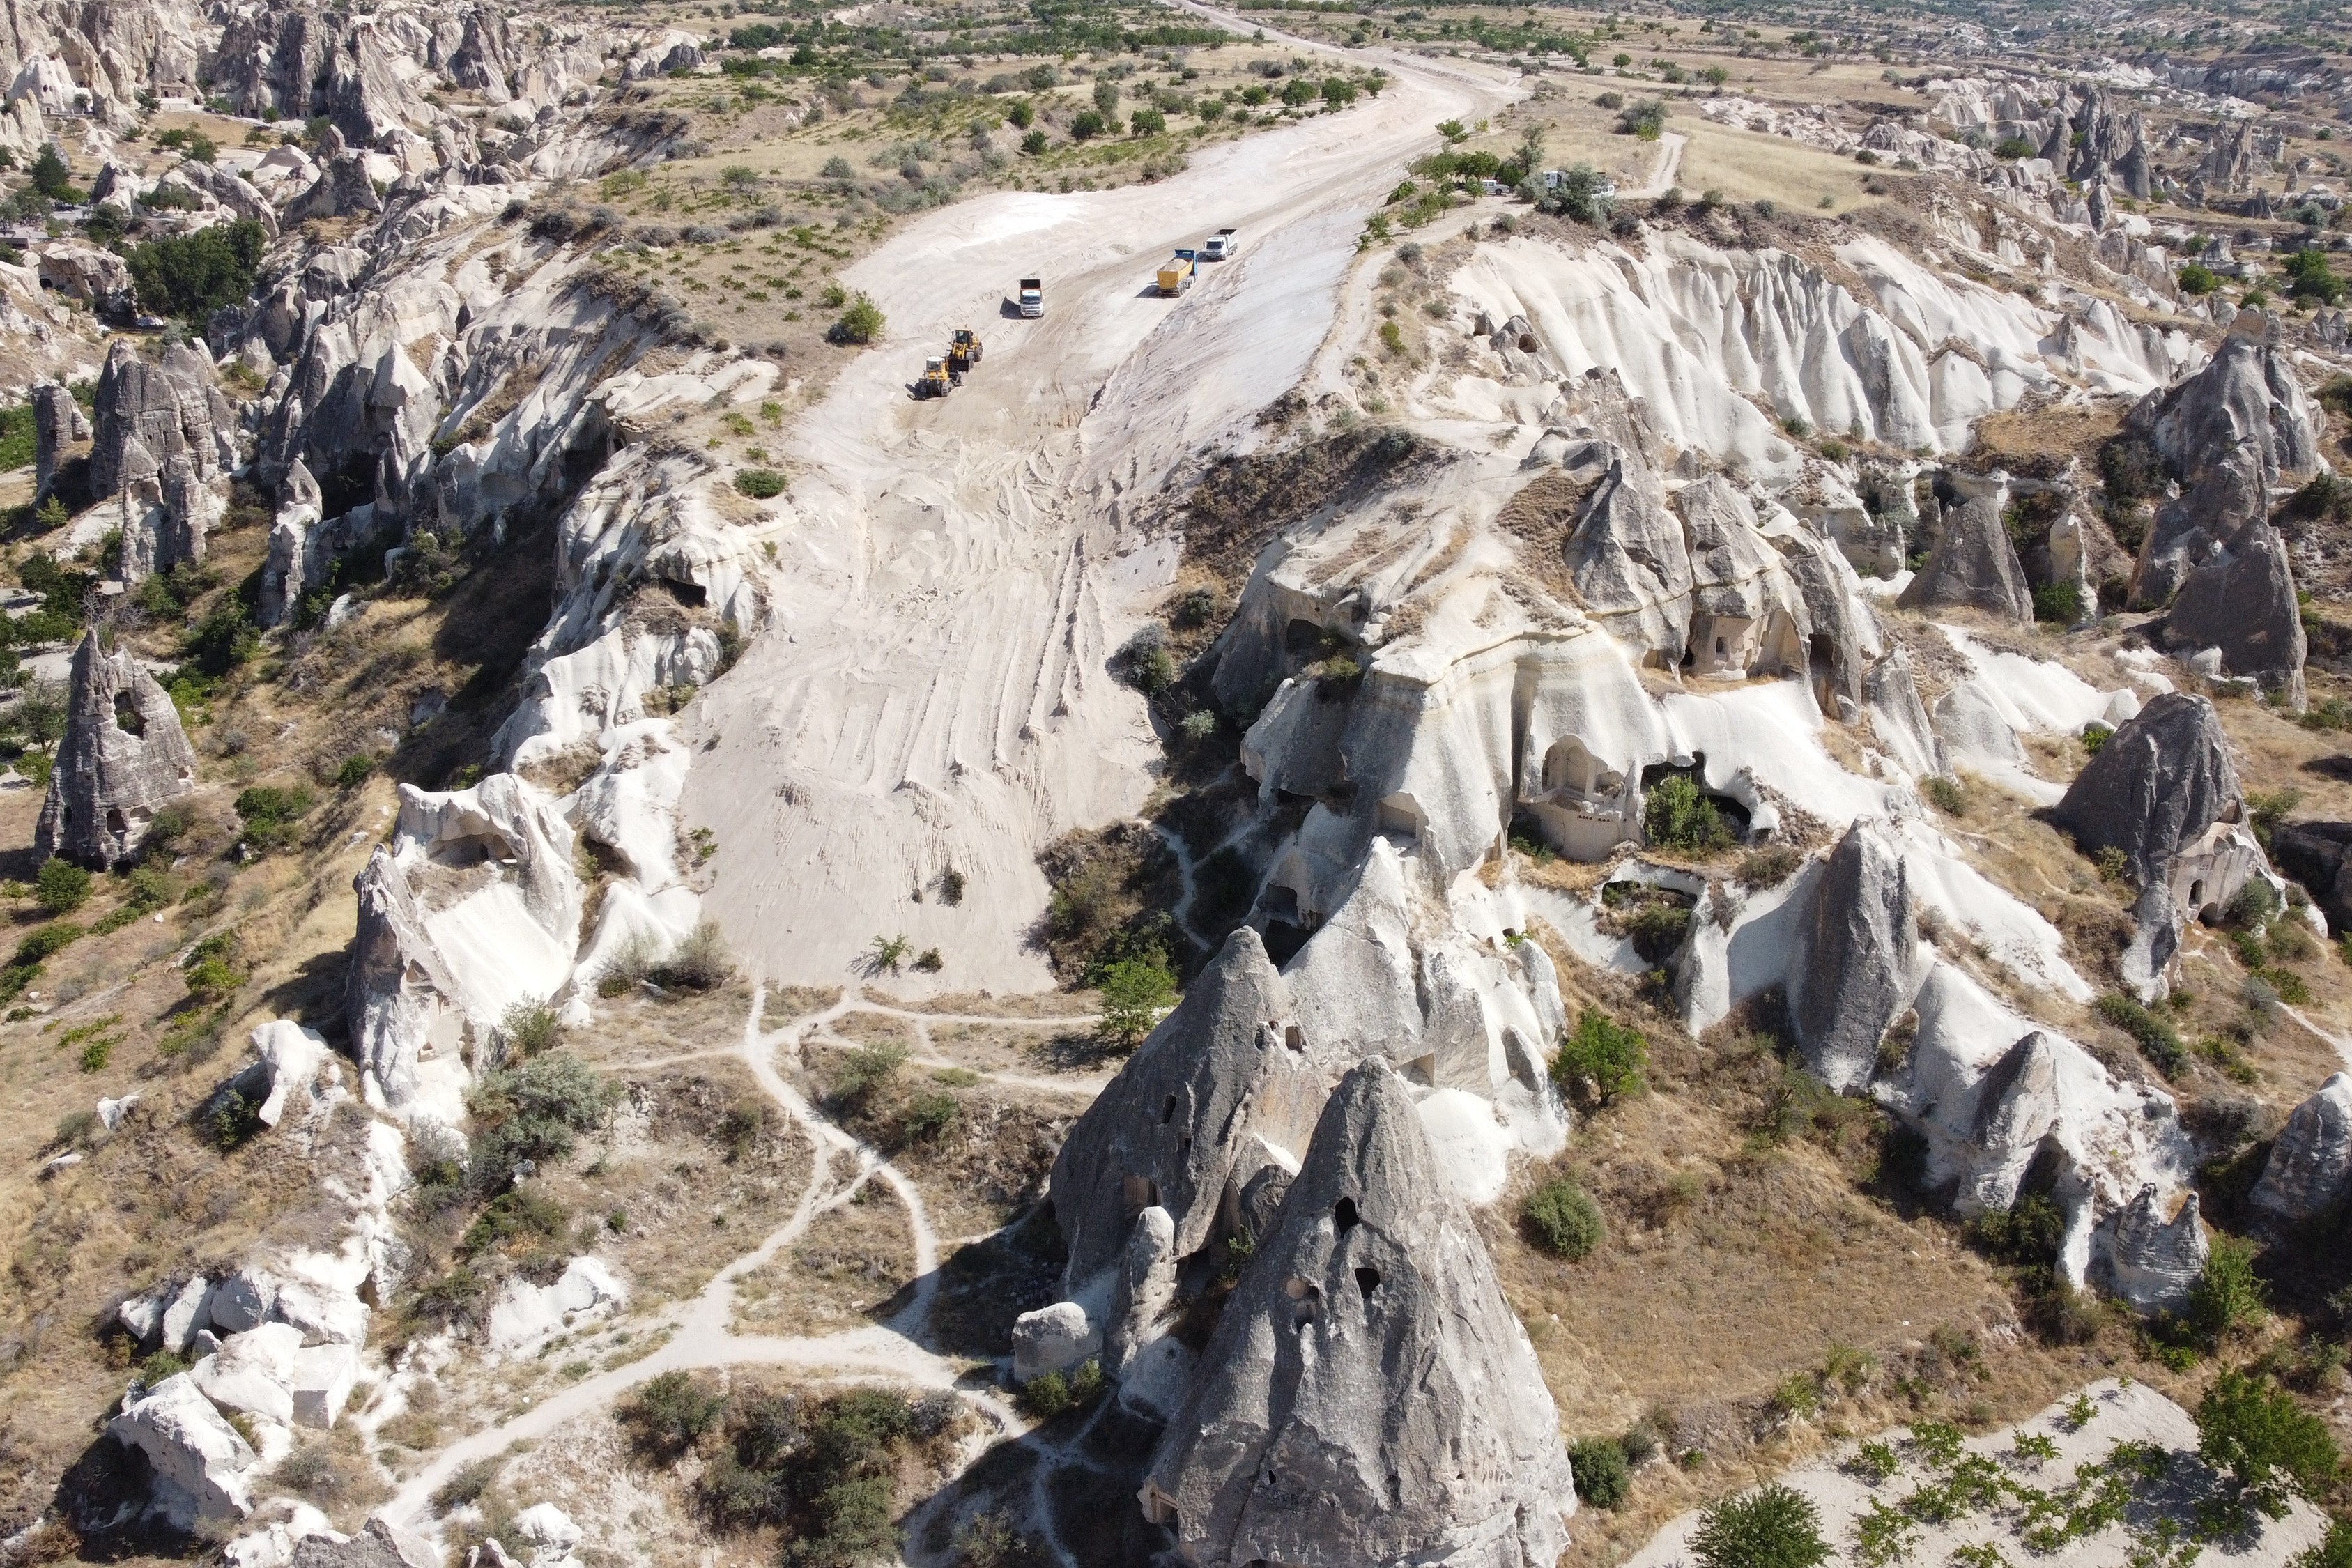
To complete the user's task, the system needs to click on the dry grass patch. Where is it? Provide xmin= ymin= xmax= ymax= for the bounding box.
xmin=732 ymin=1194 xmax=914 ymax=1338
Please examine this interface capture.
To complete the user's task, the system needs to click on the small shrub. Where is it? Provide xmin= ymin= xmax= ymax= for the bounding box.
xmin=652 ymin=920 xmax=734 ymax=991
xmin=868 ymin=932 xmax=912 ymax=974
xmin=34 ymin=856 xmax=89 ymax=914
xmin=833 ymin=1041 xmax=907 ymax=1102
xmin=900 ymin=1090 xmax=960 ymax=1142
xmin=1922 ymin=775 xmax=1966 ymax=815
xmin=1691 ymin=1482 xmax=1831 ymax=1568
xmin=2032 ymin=581 xmax=2082 ymax=623
xmin=2096 ymin=992 xmax=2187 ymax=1078
xmin=1738 ymin=845 xmax=1801 ymax=887
xmin=335 ymin=753 xmax=376 ymax=789
xmin=1569 ymin=1436 xmax=1631 ymax=1508
xmin=500 ymin=999 xmax=560 ymax=1058
xmin=621 ymin=1370 xmax=728 ymax=1460
xmin=1522 ymin=1178 xmax=1604 ymax=1259
xmin=431 ymin=1458 xmax=498 ymax=1514
xmin=2081 ymin=722 xmax=2114 ymax=756
xmin=735 ymin=468 xmax=786 ymax=499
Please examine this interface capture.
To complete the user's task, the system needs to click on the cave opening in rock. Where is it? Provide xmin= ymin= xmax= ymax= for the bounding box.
xmin=1334 ymin=1196 xmax=1359 ymax=1232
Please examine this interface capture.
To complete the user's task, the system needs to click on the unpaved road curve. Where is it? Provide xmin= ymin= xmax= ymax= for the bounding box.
xmin=687 ymin=28 xmax=1519 ymax=993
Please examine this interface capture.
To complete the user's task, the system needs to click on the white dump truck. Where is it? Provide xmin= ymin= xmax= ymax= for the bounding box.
xmin=1201 ymin=227 xmax=1239 ymax=261
xmin=1018 ymin=277 xmax=1043 ymax=317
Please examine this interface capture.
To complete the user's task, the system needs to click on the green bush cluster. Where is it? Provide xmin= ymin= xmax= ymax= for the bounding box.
xmin=1644 ymin=774 xmax=1731 ymax=851
xmin=1521 ymin=1178 xmax=1604 ymax=1259
xmin=1552 ymin=1008 xmax=1647 ymax=1106
xmin=465 ymin=1051 xmax=622 ymax=1191
xmin=2095 ymin=992 xmax=2187 ymax=1079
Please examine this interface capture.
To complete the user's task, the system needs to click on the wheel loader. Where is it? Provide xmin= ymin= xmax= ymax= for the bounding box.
xmin=916 ymin=356 xmax=953 ymax=397
xmin=946 ymin=328 xmax=983 ymax=374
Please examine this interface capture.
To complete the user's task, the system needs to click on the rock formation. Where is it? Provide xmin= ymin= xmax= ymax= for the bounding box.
xmin=348 ymin=775 xmax=583 ymax=1114
xmin=1139 ymin=1059 xmax=1577 ymax=1568
xmin=109 ymin=1372 xmax=258 ymax=1525
xmin=89 ymin=338 xmax=234 ymax=502
xmin=1562 ymin=445 xmax=1693 ymax=662
xmin=31 ymin=381 xmax=85 ymax=500
xmin=2164 ymin=521 xmax=2307 ymax=708
xmin=1046 ymin=927 xmax=1323 ymax=1300
xmin=2066 ymin=86 xmax=2152 ymax=200
xmin=1790 ymin=820 xmax=1925 ymax=1093
xmin=2107 ymin=1185 xmax=2206 ymax=1315
xmin=2128 ymin=316 xmax=2321 ymax=606
xmin=34 ymin=631 xmax=199 ymax=867
xmin=2248 ymin=1073 xmax=2352 ymax=1225
xmin=2272 ymin=820 xmax=2352 ymax=935
xmin=2051 ymin=693 xmax=2243 ymax=884
xmin=1896 ymin=491 xmax=2032 ymax=620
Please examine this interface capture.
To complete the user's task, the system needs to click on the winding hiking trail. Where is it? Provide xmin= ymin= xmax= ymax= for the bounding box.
xmin=381 ymin=984 xmax=1039 ymax=1542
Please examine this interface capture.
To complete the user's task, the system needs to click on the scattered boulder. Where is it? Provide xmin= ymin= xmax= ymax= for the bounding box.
xmin=107 ymin=1372 xmax=259 ymax=1526
xmin=34 ymin=631 xmax=199 ymax=868
xmin=284 ymin=148 xmax=386 ymax=224
xmin=1139 ymin=1059 xmax=1576 ymax=1568
xmin=1790 ymin=820 xmax=1925 ymax=1093
xmin=289 ymin=1517 xmax=443 ymax=1568
xmin=1045 ymin=927 xmax=1323 ymax=1300
xmin=2248 ymin=1073 xmax=2352 ymax=1226
xmin=1010 ymin=1300 xmax=1100 ymax=1384
xmin=484 ymin=1256 xmax=626 ymax=1350
xmin=2107 ymin=1185 xmax=2206 ymax=1314
xmin=1896 ymin=491 xmax=2032 ymax=620
xmin=252 ymin=1020 xmax=332 ymax=1128
xmin=2164 ymin=521 xmax=2307 ymax=708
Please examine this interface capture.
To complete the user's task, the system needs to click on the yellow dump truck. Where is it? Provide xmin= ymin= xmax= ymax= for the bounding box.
xmin=1156 ymin=247 xmax=1198 ymax=296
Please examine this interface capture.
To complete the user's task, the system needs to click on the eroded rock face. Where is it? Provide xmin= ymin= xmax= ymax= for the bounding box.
xmin=1896 ymin=491 xmax=2031 ymax=620
xmin=1140 ymin=1059 xmax=1576 ymax=1568
xmin=1047 ymin=928 xmax=1323 ymax=1298
xmin=2249 ymin=1073 xmax=2352 ymax=1225
xmin=31 ymin=382 xmax=86 ymax=501
xmin=2051 ymin=693 xmax=2241 ymax=884
xmin=35 ymin=631 xmax=198 ymax=867
xmin=346 ymin=775 xmax=582 ymax=1114
xmin=2128 ymin=318 xmax=2321 ymax=606
xmin=2273 ymin=820 xmax=2352 ymax=935
xmin=1790 ymin=820 xmax=1925 ymax=1093
xmin=2107 ymin=1185 xmax=2206 ymax=1315
xmin=108 ymin=1373 xmax=258 ymax=1526
xmin=1562 ymin=445 xmax=1692 ymax=662
xmin=90 ymin=338 xmax=233 ymax=502
xmin=2165 ymin=521 xmax=2307 ymax=708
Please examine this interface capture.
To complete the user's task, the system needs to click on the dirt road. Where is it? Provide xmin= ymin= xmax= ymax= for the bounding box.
xmin=685 ymin=29 xmax=1516 ymax=992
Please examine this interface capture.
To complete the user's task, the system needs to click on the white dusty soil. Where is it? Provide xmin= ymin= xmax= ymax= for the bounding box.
xmin=1621 ymin=1378 xmax=2329 ymax=1568
xmin=683 ymin=25 xmax=1519 ymax=993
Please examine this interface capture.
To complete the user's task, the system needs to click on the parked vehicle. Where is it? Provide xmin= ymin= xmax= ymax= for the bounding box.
xmin=1156 ymin=248 xmax=1198 ymax=296
xmin=1018 ymin=277 xmax=1043 ymax=317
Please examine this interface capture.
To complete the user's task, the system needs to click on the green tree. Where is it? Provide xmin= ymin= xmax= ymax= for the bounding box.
xmin=1552 ymin=1008 xmax=1647 ymax=1105
xmin=2178 ymin=262 xmax=2219 ymax=296
xmin=2197 ymin=1369 xmax=2340 ymax=1520
xmin=1097 ymin=955 xmax=1176 ymax=1048
xmin=1093 ymin=79 xmax=1120 ymax=116
xmin=621 ymin=1370 xmax=728 ymax=1460
xmin=34 ymin=856 xmax=90 ymax=914
xmin=1006 ymin=98 xmax=1035 ymax=129
xmin=27 ymin=144 xmax=73 ymax=200
xmin=829 ymin=292 xmax=884 ymax=345
xmin=2188 ymin=1235 xmax=2268 ymax=1343
xmin=1645 ymin=774 xmax=1730 ymax=851
xmin=125 ymin=220 xmax=268 ymax=321
xmin=1569 ymin=1436 xmax=1631 ymax=1507
xmin=1690 ymin=1483 xmax=1832 ymax=1568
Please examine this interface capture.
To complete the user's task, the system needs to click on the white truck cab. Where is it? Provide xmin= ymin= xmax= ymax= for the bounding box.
xmin=1018 ymin=277 xmax=1043 ymax=317
xmin=1201 ymin=227 xmax=1239 ymax=261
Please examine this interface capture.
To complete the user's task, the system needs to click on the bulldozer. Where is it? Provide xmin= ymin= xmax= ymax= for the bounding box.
xmin=946 ymin=328 xmax=983 ymax=374
xmin=916 ymin=356 xmax=953 ymax=398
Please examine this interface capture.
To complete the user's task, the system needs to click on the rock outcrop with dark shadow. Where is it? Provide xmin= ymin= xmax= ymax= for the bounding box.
xmin=1139 ymin=1058 xmax=1576 ymax=1568
xmin=2050 ymin=693 xmax=2242 ymax=882
xmin=1896 ymin=492 xmax=2031 ymax=621
xmin=2165 ymin=521 xmax=2307 ymax=708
